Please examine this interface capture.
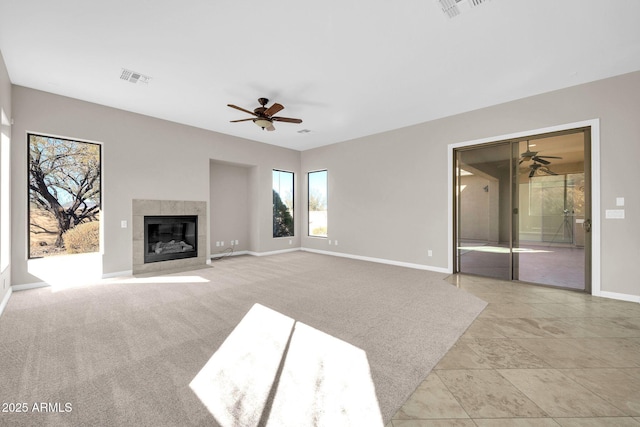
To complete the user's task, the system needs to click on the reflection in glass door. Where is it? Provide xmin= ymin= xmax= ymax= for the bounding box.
xmin=455 ymin=130 xmax=590 ymax=291
xmin=455 ymin=142 xmax=515 ymax=280
xmin=515 ymin=133 xmax=587 ymax=289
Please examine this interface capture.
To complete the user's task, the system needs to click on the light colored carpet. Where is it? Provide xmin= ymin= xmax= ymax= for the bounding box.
xmin=0 ymin=252 xmax=486 ymax=426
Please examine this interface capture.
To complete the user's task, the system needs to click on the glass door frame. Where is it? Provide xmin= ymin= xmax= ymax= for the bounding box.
xmin=450 ymin=123 xmax=596 ymax=294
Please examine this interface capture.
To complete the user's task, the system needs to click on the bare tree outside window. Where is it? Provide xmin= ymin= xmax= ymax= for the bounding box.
xmin=273 ymin=170 xmax=294 ymax=238
xmin=28 ymin=134 xmax=101 ymax=258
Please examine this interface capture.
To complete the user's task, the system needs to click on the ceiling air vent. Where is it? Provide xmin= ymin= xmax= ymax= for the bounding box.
xmin=437 ymin=0 xmax=490 ymax=18
xmin=120 ymin=68 xmax=151 ymax=84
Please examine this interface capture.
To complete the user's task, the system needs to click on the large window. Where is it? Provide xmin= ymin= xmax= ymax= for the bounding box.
xmin=28 ymin=133 xmax=102 ymax=258
xmin=272 ymin=169 xmax=294 ymax=238
xmin=308 ymin=170 xmax=327 ymax=237
xmin=0 ymin=109 xmax=10 ymax=271
xmin=0 ymin=109 xmax=11 ymax=272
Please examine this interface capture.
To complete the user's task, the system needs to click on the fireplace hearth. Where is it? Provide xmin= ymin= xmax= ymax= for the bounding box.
xmin=144 ymin=215 xmax=198 ymax=263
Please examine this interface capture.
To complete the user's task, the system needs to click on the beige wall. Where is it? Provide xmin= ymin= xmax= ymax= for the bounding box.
xmin=209 ymin=160 xmax=252 ymax=253
xmin=0 ymin=51 xmax=11 ymax=304
xmin=6 ymin=67 xmax=640 ymax=299
xmin=10 ymin=86 xmax=300 ymax=285
xmin=301 ymin=71 xmax=640 ymax=298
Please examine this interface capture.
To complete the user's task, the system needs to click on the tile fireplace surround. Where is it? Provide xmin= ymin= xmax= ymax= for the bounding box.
xmin=132 ymin=199 xmax=207 ymax=275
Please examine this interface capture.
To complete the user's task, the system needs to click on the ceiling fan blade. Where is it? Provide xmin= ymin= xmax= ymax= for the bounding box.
xmin=264 ymin=103 xmax=284 ymax=117
xmin=518 ymin=158 xmax=525 ymax=165
xmin=227 ymin=104 xmax=257 ymax=116
xmin=529 ymin=169 xmax=536 ymax=178
xmin=230 ymin=118 xmax=254 ymax=123
xmin=542 ymin=168 xmax=558 ymax=175
xmin=266 ymin=123 xmax=276 ymax=131
xmin=272 ymin=116 xmax=303 ymax=124
xmin=536 ymin=155 xmax=563 ymax=159
xmin=532 ymin=157 xmax=551 ymax=165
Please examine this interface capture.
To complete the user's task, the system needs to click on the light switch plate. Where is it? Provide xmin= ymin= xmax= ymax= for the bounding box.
xmin=616 ymin=197 xmax=625 ymax=206
xmin=605 ymin=209 xmax=625 ymax=219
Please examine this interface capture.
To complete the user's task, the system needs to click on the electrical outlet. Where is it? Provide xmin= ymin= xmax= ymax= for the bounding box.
xmin=329 ymin=240 xmax=332 ymax=245
xmin=334 ymin=240 xmax=338 ymax=246
xmin=221 ymin=241 xmax=224 ymax=246
xmin=216 ymin=241 xmax=220 ymax=247
xmin=120 ymin=220 xmax=127 ymax=228
xmin=289 ymin=240 xmax=292 ymax=245
xmin=428 ymin=250 xmax=433 ymax=257
xmin=235 ymin=240 xmax=239 ymax=245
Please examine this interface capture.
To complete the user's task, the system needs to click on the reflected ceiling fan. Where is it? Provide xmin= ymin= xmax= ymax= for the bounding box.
xmin=519 ymin=140 xmax=562 ymax=165
xmin=227 ymin=98 xmax=302 ymax=131
xmin=528 ymin=161 xmax=558 ymax=178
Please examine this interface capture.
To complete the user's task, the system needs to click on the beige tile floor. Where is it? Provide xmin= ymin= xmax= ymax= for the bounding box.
xmin=388 ymin=274 xmax=640 ymax=427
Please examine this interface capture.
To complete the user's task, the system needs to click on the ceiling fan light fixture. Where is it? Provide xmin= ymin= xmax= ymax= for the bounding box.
xmin=254 ymin=118 xmax=272 ymax=129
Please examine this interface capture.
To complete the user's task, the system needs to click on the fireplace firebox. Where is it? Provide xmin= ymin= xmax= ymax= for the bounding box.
xmin=144 ymin=215 xmax=198 ymax=263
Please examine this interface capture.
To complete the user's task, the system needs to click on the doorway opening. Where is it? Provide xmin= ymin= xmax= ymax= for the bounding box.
xmin=453 ymin=127 xmax=591 ymax=291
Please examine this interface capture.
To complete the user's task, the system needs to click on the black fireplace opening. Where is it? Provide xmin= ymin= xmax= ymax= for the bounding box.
xmin=144 ymin=215 xmax=198 ymax=263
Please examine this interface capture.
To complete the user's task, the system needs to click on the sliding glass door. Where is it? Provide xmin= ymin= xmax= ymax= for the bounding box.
xmin=514 ymin=132 xmax=588 ymax=289
xmin=454 ymin=129 xmax=590 ymax=291
xmin=455 ymin=142 xmax=516 ymax=280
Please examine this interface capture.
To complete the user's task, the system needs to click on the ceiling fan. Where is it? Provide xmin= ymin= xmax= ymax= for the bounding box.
xmin=227 ymin=98 xmax=302 ymax=131
xmin=528 ymin=161 xmax=558 ymax=178
xmin=519 ymin=140 xmax=562 ymax=165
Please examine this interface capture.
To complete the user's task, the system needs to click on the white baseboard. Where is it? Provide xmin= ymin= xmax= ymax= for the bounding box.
xmin=210 ymin=250 xmax=249 ymax=259
xmin=102 ymin=270 xmax=133 ymax=279
xmin=12 ymin=281 xmax=50 ymax=291
xmin=301 ymin=248 xmax=450 ymax=273
xmin=229 ymin=250 xmax=249 ymax=256
xmin=237 ymin=247 xmax=449 ymax=274
xmin=0 ymin=287 xmax=12 ymax=318
xmin=597 ymin=290 xmax=640 ymax=303
xmin=246 ymin=248 xmax=301 ymax=257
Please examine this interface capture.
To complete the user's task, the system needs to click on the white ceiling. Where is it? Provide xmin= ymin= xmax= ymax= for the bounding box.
xmin=1 ymin=0 xmax=640 ymax=151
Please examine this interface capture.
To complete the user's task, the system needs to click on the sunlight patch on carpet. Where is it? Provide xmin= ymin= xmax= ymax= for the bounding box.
xmin=190 ymin=303 xmax=383 ymax=427
xmin=27 ymin=252 xmax=102 ymax=291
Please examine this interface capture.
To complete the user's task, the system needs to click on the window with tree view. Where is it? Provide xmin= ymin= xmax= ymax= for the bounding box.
xmin=308 ymin=170 xmax=327 ymax=237
xmin=28 ymin=134 xmax=101 ymax=258
xmin=272 ymin=169 xmax=294 ymax=238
